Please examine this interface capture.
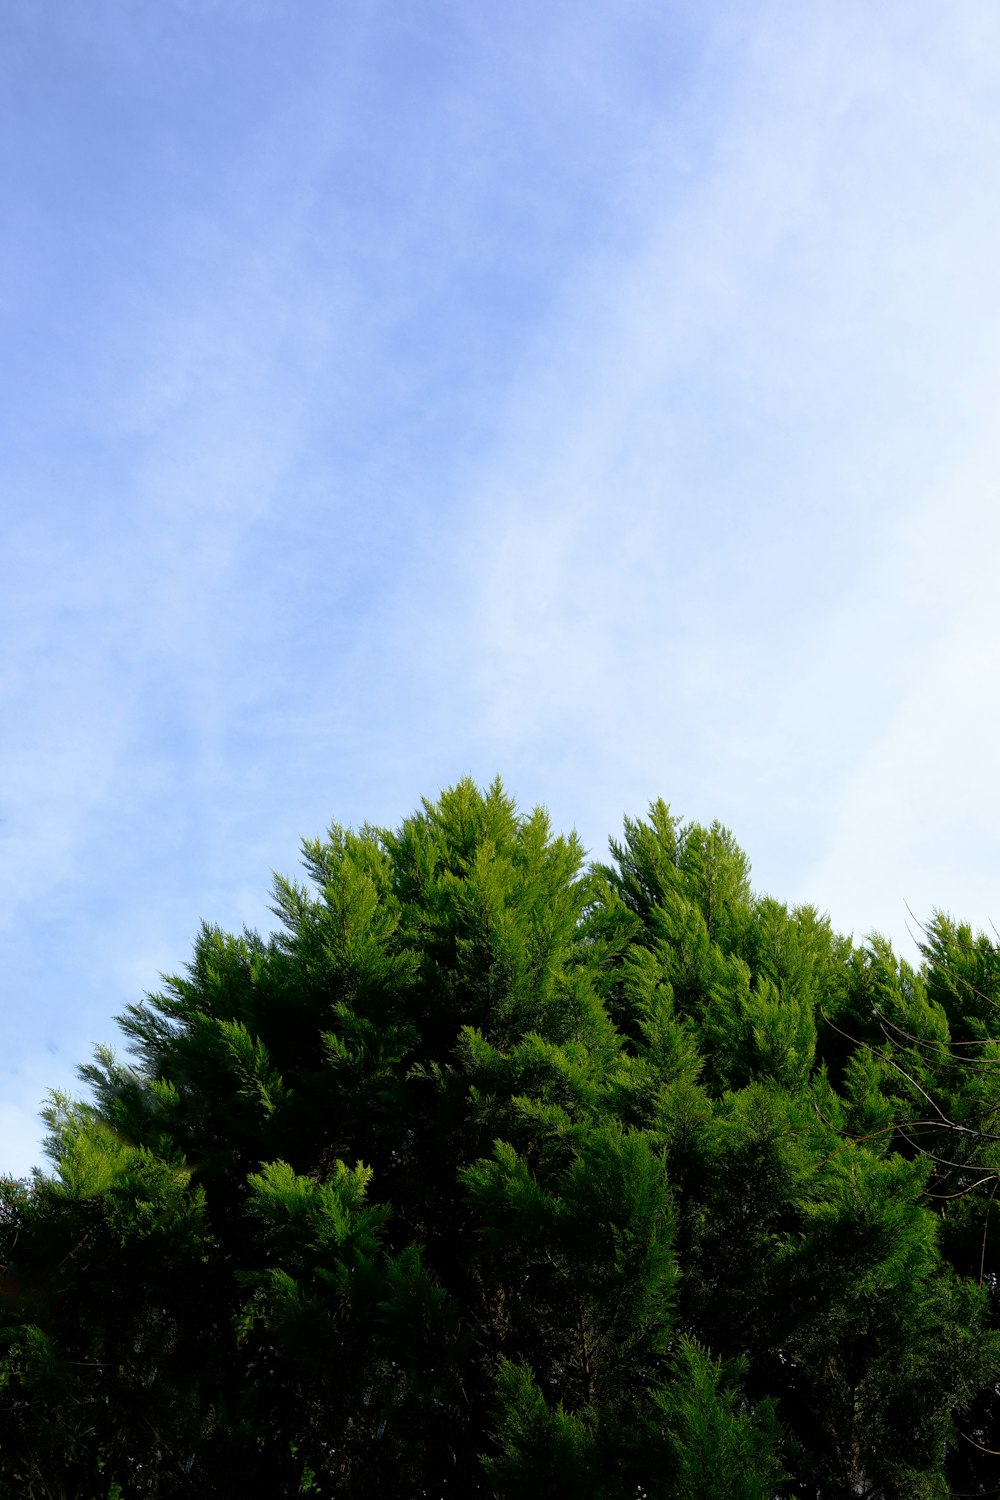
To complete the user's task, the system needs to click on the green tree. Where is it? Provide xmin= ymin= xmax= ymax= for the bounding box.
xmin=1 ymin=779 xmax=998 ymax=1496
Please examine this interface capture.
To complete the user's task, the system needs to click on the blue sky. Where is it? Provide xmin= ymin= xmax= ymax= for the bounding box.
xmin=4 ymin=0 xmax=1000 ymax=1176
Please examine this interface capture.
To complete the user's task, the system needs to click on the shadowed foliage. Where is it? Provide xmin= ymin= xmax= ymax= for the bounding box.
xmin=1 ymin=778 xmax=998 ymax=1496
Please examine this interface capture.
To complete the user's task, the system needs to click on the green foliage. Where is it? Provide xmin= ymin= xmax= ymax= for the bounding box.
xmin=483 ymin=1357 xmax=599 ymax=1498
xmin=2 ymin=777 xmax=999 ymax=1496
xmin=653 ymin=1337 xmax=786 ymax=1500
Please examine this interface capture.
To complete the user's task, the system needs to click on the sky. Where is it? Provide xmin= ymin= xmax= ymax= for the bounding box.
xmin=3 ymin=0 xmax=1000 ymax=1177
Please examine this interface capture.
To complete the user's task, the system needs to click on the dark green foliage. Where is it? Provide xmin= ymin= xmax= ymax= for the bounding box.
xmin=2 ymin=778 xmax=999 ymax=1496
xmin=652 ymin=1337 xmax=786 ymax=1500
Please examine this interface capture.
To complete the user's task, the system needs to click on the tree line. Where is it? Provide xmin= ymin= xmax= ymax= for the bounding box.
xmin=1 ymin=778 xmax=999 ymax=1496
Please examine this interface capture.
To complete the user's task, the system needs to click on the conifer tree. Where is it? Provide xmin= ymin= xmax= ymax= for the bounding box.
xmin=1 ymin=779 xmax=998 ymax=1496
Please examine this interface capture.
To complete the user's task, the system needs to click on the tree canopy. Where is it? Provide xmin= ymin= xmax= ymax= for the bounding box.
xmin=2 ymin=777 xmax=999 ymax=1496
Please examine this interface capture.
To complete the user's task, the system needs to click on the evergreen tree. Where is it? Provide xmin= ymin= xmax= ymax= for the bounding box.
xmin=1 ymin=779 xmax=998 ymax=1496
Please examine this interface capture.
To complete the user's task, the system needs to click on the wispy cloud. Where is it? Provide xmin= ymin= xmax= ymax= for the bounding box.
xmin=4 ymin=1 xmax=1000 ymax=1173
xmin=449 ymin=2 xmax=1000 ymax=914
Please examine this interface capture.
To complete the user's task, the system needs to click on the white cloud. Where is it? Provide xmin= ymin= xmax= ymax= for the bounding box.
xmin=6 ymin=2 xmax=1000 ymax=1180
xmin=445 ymin=0 xmax=1000 ymax=932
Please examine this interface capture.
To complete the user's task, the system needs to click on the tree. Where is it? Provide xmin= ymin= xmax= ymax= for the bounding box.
xmin=1 ymin=778 xmax=998 ymax=1496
